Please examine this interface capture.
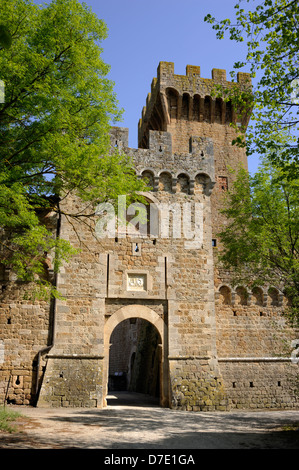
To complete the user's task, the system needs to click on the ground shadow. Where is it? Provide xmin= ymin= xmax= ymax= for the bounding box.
xmin=106 ymin=391 xmax=160 ymax=407
xmin=1 ymin=404 xmax=299 ymax=450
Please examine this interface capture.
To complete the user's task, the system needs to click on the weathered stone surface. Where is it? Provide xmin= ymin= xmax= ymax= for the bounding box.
xmin=0 ymin=62 xmax=298 ymax=410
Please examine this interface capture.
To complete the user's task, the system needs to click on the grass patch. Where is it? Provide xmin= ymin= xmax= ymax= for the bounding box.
xmin=0 ymin=406 xmax=22 ymax=433
xmin=282 ymin=423 xmax=299 ymax=432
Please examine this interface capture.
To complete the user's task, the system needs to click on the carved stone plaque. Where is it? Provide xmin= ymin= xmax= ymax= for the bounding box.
xmin=127 ymin=273 xmax=147 ymax=291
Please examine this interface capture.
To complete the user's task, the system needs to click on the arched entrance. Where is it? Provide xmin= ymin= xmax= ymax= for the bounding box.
xmin=109 ymin=318 xmax=161 ymax=402
xmin=103 ymin=304 xmax=169 ymax=407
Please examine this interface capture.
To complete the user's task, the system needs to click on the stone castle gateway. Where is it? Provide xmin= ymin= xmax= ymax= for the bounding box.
xmin=1 ymin=62 xmax=298 ymax=410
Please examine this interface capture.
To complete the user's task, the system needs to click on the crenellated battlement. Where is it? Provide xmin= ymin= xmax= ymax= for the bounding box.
xmin=138 ymin=62 xmax=251 ymax=149
xmin=156 ymin=61 xmax=251 ymax=86
xmin=110 ymin=127 xmax=215 ymax=195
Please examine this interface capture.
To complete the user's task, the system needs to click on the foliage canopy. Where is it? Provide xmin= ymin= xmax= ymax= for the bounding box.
xmin=218 ymin=162 xmax=299 ymax=324
xmin=205 ymin=0 xmax=299 ymax=178
xmin=0 ymin=0 xmax=146 ymax=297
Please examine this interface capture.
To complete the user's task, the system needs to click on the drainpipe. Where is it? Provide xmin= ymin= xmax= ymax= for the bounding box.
xmin=34 ymin=204 xmax=62 ymax=405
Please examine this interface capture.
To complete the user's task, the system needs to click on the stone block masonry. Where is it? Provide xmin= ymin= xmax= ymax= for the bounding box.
xmin=38 ymin=356 xmax=103 ymax=407
xmin=0 ymin=62 xmax=298 ymax=410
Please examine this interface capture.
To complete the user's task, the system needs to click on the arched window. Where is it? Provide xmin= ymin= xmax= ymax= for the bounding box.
xmin=194 ymin=173 xmax=210 ymax=195
xmin=235 ymin=286 xmax=248 ymax=305
xmin=268 ymin=287 xmax=279 ymax=306
xmin=182 ymin=93 xmax=190 ymax=120
xmin=219 ymin=286 xmax=231 ymax=305
xmin=215 ymin=98 xmax=223 ymax=124
xmin=141 ymin=170 xmax=154 ymax=189
xmin=225 ymin=100 xmax=233 ymax=124
xmin=204 ymin=96 xmax=211 ymax=123
xmin=166 ymin=88 xmax=178 ymax=120
xmin=119 ymin=195 xmax=159 ymax=238
xmin=193 ymin=95 xmax=200 ymax=121
xmin=177 ymin=173 xmax=190 ymax=194
xmin=252 ymin=287 xmax=264 ymax=306
xmin=158 ymin=172 xmax=172 ymax=193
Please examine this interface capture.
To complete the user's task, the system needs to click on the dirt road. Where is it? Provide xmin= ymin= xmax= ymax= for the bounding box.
xmin=1 ymin=392 xmax=299 ymax=450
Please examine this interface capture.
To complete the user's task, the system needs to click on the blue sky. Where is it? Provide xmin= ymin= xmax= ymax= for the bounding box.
xmin=87 ymin=0 xmax=260 ymax=174
xmin=36 ymin=0 xmax=260 ymax=173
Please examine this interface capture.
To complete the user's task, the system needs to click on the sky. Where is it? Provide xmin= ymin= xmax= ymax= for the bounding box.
xmin=86 ymin=0 xmax=260 ymax=174
xmin=36 ymin=0 xmax=260 ymax=174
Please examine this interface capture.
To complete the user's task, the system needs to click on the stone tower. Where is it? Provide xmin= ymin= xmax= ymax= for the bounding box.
xmin=1 ymin=63 xmax=298 ymax=410
xmin=138 ymin=62 xmax=251 ymax=239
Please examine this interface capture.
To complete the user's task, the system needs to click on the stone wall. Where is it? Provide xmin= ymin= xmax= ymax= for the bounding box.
xmin=169 ymin=357 xmax=228 ymax=411
xmin=36 ymin=120 xmax=222 ymax=408
xmin=215 ymin=282 xmax=299 ymax=409
xmin=219 ymin=361 xmax=299 ymax=409
xmin=1 ymin=62 xmax=298 ymax=410
xmin=38 ymin=356 xmax=103 ymax=407
xmin=0 ymin=211 xmax=56 ymax=405
xmin=0 ymin=283 xmax=51 ymax=405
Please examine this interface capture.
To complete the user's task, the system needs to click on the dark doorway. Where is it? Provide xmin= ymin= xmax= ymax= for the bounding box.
xmin=108 ymin=318 xmax=161 ymax=405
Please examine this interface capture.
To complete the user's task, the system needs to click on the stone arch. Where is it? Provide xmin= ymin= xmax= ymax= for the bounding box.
xmin=166 ymin=87 xmax=179 ymax=120
xmin=268 ymin=287 xmax=280 ymax=306
xmin=225 ymin=100 xmax=233 ymax=124
xmin=103 ymin=304 xmax=168 ymax=407
xmin=218 ymin=285 xmax=232 ymax=305
xmin=204 ymin=96 xmax=212 ymax=122
xmin=158 ymin=171 xmax=172 ymax=193
xmin=176 ymin=172 xmax=190 ymax=194
xmin=182 ymin=93 xmax=190 ymax=120
xmin=141 ymin=169 xmax=155 ymax=189
xmin=235 ymin=286 xmax=248 ymax=306
xmin=105 ymin=304 xmax=164 ymax=340
xmin=194 ymin=172 xmax=212 ymax=195
xmin=193 ymin=94 xmax=201 ymax=121
xmin=252 ymin=286 xmax=264 ymax=306
xmin=129 ymin=191 xmax=161 ymax=238
xmin=215 ymin=97 xmax=223 ymax=124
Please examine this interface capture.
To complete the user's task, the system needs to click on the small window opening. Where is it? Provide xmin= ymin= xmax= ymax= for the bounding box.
xmin=201 ymin=151 xmax=204 ymax=157
xmin=218 ymin=176 xmax=228 ymax=192
xmin=153 ymin=239 xmax=156 ymax=245
xmin=260 ymin=311 xmax=263 ymax=316
xmin=7 ymin=317 xmax=11 ymax=324
xmin=159 ymin=145 xmax=163 ymax=152
xmin=212 ymin=239 xmax=217 ymax=247
xmin=233 ymin=310 xmax=237 ymax=316
xmin=250 ymin=382 xmax=254 ymax=388
xmin=278 ymin=381 xmax=281 ymax=387
xmin=115 ymin=237 xmax=118 ymax=242
xmin=15 ymin=376 xmax=20 ymax=386
xmin=134 ymin=243 xmax=139 ymax=253
xmin=232 ymin=382 xmax=236 ymax=388
xmin=115 ymin=140 xmax=118 ymax=147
